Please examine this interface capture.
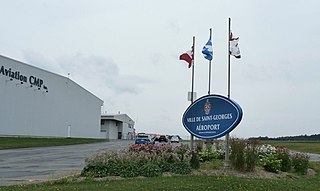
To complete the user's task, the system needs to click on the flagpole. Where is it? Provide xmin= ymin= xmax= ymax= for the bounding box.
xmin=228 ymin=18 xmax=231 ymax=99
xmin=225 ymin=17 xmax=231 ymax=166
xmin=190 ymin=36 xmax=195 ymax=149
xmin=208 ymin=28 xmax=212 ymax=95
xmin=191 ymin=36 xmax=195 ymax=102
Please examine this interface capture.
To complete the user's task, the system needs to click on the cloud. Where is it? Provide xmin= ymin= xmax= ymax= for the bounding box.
xmin=22 ymin=50 xmax=62 ymax=73
xmin=167 ymin=20 xmax=181 ymax=34
xmin=23 ymin=52 xmax=153 ymax=97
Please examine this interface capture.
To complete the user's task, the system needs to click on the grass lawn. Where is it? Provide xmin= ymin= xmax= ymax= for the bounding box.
xmin=262 ymin=140 xmax=320 ymax=154
xmin=1 ymin=162 xmax=320 ymax=191
xmin=0 ymin=137 xmax=107 ymax=149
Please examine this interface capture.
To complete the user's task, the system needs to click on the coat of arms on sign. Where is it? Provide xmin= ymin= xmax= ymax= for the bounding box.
xmin=204 ymin=99 xmax=211 ymax=115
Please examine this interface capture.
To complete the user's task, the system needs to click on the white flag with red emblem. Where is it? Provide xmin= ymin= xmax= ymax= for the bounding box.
xmin=229 ymin=32 xmax=241 ymax=59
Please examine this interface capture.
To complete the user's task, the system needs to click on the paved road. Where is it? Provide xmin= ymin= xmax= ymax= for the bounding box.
xmin=0 ymin=140 xmax=133 ymax=186
xmin=288 ymin=151 xmax=320 ymax=161
xmin=309 ymin=153 xmax=320 ymax=161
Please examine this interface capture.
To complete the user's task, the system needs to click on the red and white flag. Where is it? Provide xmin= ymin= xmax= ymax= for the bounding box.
xmin=229 ymin=32 xmax=241 ymax=59
xmin=179 ymin=47 xmax=194 ymax=68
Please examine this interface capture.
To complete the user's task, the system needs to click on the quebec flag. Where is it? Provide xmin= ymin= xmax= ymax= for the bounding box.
xmin=202 ymin=38 xmax=213 ymax=61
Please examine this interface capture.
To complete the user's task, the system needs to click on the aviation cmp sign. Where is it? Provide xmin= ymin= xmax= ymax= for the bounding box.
xmin=182 ymin=94 xmax=243 ymax=139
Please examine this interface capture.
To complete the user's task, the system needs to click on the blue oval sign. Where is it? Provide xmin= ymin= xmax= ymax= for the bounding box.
xmin=182 ymin=94 xmax=243 ymax=139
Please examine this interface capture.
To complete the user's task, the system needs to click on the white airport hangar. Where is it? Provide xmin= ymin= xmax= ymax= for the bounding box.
xmin=0 ymin=55 xmax=135 ymax=139
xmin=101 ymin=114 xmax=135 ymax=140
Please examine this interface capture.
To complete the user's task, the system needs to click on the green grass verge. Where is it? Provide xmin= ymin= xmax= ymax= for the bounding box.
xmin=262 ymin=140 xmax=320 ymax=154
xmin=0 ymin=137 xmax=107 ymax=150
xmin=1 ymin=162 xmax=319 ymax=191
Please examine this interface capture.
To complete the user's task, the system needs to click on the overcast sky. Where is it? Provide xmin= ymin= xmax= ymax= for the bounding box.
xmin=1 ymin=0 xmax=319 ymax=139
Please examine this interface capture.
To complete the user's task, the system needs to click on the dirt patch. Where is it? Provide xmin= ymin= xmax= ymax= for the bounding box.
xmin=191 ymin=166 xmax=316 ymax=179
xmin=49 ymin=167 xmax=317 ymax=184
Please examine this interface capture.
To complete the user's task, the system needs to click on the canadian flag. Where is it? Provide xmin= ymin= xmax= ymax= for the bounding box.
xmin=179 ymin=47 xmax=194 ymax=68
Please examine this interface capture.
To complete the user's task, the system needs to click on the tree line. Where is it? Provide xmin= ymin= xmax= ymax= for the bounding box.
xmin=249 ymin=134 xmax=320 ymax=141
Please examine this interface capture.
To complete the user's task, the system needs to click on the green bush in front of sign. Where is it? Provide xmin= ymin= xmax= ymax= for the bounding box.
xmin=229 ymin=138 xmax=260 ymax=172
xmin=230 ymin=138 xmax=246 ymax=171
xmin=189 ymin=151 xmax=200 ymax=169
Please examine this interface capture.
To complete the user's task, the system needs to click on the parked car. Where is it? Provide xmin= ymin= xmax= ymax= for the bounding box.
xmin=135 ymin=134 xmax=151 ymax=144
xmin=169 ymin=135 xmax=180 ymax=143
xmin=153 ymin=135 xmax=168 ymax=143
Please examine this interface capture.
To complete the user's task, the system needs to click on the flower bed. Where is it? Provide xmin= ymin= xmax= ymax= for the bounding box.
xmin=81 ymin=143 xmax=193 ymax=178
xmin=81 ymin=139 xmax=312 ymax=178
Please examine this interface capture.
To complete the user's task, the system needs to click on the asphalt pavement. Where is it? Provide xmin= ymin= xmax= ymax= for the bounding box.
xmin=0 ymin=140 xmax=133 ymax=186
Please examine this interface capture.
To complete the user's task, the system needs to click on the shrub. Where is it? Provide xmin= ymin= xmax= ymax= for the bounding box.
xmin=258 ymin=144 xmax=277 ymax=155
xmin=198 ymin=149 xmax=219 ymax=162
xmin=261 ymin=153 xmax=282 ymax=173
xmin=291 ymin=152 xmax=309 ymax=175
xmin=258 ymin=144 xmax=277 ymax=162
xmin=205 ymin=140 xmax=214 ymax=150
xmin=119 ymin=161 xmax=140 ymax=177
xmin=82 ymin=143 xmax=194 ymax=178
xmin=157 ymin=160 xmax=173 ymax=172
xmin=171 ymin=161 xmax=192 ymax=174
xmin=195 ymin=141 xmax=203 ymax=153
xmin=259 ymin=147 xmax=309 ymax=174
xmin=276 ymin=147 xmax=291 ymax=172
xmin=230 ymin=138 xmax=261 ymax=172
xmin=214 ymin=141 xmax=226 ymax=160
xmin=200 ymin=160 xmax=222 ymax=169
xmin=189 ymin=151 xmax=200 ymax=169
xmin=140 ymin=163 xmax=162 ymax=177
xmin=245 ymin=140 xmax=260 ymax=172
xmin=81 ymin=163 xmax=108 ymax=177
xmin=174 ymin=144 xmax=191 ymax=162
xmin=230 ymin=138 xmax=246 ymax=171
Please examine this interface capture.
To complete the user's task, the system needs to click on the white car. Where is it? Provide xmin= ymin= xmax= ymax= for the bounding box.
xmin=170 ymin=135 xmax=180 ymax=143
